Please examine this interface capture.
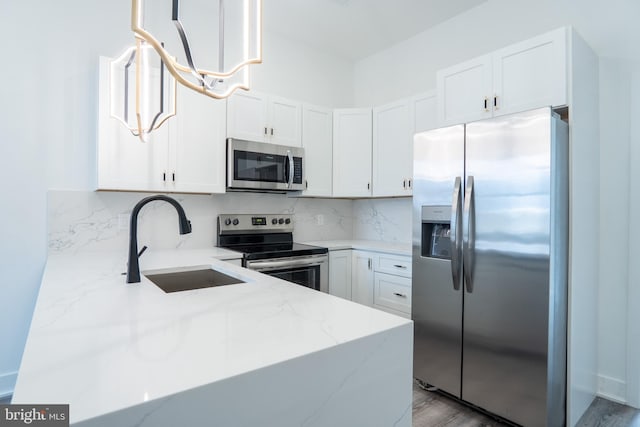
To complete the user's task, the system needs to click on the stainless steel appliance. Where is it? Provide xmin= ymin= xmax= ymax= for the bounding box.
xmin=412 ymin=107 xmax=569 ymax=427
xmin=218 ymin=214 xmax=328 ymax=292
xmin=227 ymin=138 xmax=305 ymax=192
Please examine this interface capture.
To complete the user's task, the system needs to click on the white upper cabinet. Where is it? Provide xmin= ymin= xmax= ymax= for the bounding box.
xmin=227 ymin=90 xmax=301 ymax=146
xmin=301 ymin=104 xmax=333 ymax=197
xmin=97 ymin=57 xmax=226 ymax=194
xmin=437 ymin=55 xmax=493 ymax=126
xmin=170 ymin=85 xmax=227 ymax=194
xmin=492 ymin=28 xmax=567 ymax=116
xmin=412 ymin=91 xmax=438 ymax=134
xmin=372 ymin=99 xmax=412 ymax=197
xmin=332 ymin=108 xmax=372 ymax=198
xmin=437 ymin=27 xmax=567 ymax=126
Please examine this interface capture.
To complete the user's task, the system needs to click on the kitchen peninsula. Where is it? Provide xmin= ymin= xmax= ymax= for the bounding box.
xmin=11 ymin=248 xmax=413 ymax=426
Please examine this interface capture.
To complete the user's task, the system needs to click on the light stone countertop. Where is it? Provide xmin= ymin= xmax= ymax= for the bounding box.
xmin=12 ymin=248 xmax=411 ymax=425
xmin=302 ymin=239 xmax=412 ymax=256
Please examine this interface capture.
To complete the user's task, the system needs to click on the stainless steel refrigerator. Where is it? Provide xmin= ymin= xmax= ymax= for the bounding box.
xmin=412 ymin=107 xmax=569 ymax=427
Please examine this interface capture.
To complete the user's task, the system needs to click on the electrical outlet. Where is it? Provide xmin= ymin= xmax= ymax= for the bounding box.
xmin=118 ymin=214 xmax=129 ymax=231
xmin=316 ymin=214 xmax=324 ymax=226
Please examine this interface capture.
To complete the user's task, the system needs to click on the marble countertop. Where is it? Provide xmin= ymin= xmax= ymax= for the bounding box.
xmin=302 ymin=240 xmax=412 ymax=256
xmin=12 ymin=248 xmax=410 ymax=424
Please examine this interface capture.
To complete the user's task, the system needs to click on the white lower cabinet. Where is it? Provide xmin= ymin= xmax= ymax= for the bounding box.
xmin=328 ymin=250 xmax=352 ymax=300
xmin=328 ymin=249 xmax=411 ymax=317
xmin=351 ymin=251 xmax=375 ymax=306
xmin=373 ymin=273 xmax=411 ymax=317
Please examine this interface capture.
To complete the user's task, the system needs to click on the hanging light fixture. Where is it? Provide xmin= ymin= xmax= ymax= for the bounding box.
xmin=109 ymin=39 xmax=177 ymax=142
xmin=131 ymin=0 xmax=263 ymax=100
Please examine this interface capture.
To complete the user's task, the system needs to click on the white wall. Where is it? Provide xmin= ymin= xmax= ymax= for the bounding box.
xmin=0 ymin=0 xmax=354 ymax=398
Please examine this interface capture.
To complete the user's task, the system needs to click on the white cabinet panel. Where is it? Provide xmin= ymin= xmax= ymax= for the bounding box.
xmin=226 ymin=91 xmax=268 ymax=142
xmin=437 ymin=54 xmax=492 ymax=126
xmin=301 ymin=104 xmax=333 ymax=197
xmin=412 ymin=91 xmax=438 ymax=133
xmin=171 ymin=86 xmax=226 ymax=194
xmin=373 ymin=99 xmax=412 ymax=197
xmin=329 ymin=250 xmax=352 ymax=300
xmin=227 ymin=91 xmax=301 ymax=146
xmin=270 ymin=96 xmax=302 ymax=146
xmin=97 ymin=57 xmax=226 ymax=194
xmin=492 ymin=27 xmax=567 ymax=116
xmin=351 ymin=250 xmax=374 ymax=307
xmin=437 ymin=27 xmax=568 ymax=126
xmin=333 ymin=108 xmax=372 ymax=198
xmin=374 ymin=272 xmax=411 ymax=315
xmin=376 ymin=254 xmax=412 ymax=278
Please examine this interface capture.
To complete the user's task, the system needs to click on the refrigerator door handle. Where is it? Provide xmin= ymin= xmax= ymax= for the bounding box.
xmin=450 ymin=176 xmax=463 ymax=291
xmin=463 ymin=176 xmax=475 ymax=293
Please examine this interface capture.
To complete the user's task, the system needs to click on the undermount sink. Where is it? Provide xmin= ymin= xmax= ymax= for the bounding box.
xmin=143 ymin=266 xmax=245 ymax=293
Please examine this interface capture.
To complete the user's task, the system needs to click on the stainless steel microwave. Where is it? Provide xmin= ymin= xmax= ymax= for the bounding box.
xmin=226 ymin=138 xmax=305 ymax=192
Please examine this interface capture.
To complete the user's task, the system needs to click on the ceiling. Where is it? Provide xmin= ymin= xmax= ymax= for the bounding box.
xmin=263 ymin=0 xmax=487 ymax=61
xmin=262 ymin=0 xmax=640 ymax=63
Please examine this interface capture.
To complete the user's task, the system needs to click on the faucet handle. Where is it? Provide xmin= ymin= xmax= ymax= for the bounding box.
xmin=137 ymin=245 xmax=148 ymax=258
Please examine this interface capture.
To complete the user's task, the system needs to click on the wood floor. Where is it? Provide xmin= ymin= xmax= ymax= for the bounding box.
xmin=412 ymin=382 xmax=640 ymax=427
xmin=2 ymin=387 xmax=639 ymax=426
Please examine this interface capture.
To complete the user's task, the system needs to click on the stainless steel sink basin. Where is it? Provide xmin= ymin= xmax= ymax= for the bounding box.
xmin=143 ymin=266 xmax=245 ymax=293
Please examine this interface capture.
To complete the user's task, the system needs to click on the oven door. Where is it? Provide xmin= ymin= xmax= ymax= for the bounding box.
xmin=245 ymin=255 xmax=328 ymax=293
xmin=227 ymin=138 xmax=305 ymax=191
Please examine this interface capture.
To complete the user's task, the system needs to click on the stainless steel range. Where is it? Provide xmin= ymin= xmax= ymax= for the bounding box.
xmin=217 ymin=214 xmax=328 ymax=292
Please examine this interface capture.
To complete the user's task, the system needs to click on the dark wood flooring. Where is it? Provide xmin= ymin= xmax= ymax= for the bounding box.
xmin=412 ymin=382 xmax=640 ymax=427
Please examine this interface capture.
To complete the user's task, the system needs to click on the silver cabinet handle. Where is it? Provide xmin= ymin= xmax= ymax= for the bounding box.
xmin=367 ymin=258 xmax=371 ymax=270
xmin=463 ymin=176 xmax=475 ymax=293
xmin=450 ymin=176 xmax=463 ymax=291
xmin=393 ymin=264 xmax=407 ymax=269
xmin=403 ymin=179 xmax=406 ymax=189
xmin=264 ymin=126 xmax=268 ymax=135
xmin=494 ymin=95 xmax=498 ymax=110
xmin=393 ymin=292 xmax=407 ymax=298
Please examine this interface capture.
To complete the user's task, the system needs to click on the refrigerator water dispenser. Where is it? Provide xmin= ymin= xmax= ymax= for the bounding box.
xmin=421 ymin=206 xmax=451 ymax=259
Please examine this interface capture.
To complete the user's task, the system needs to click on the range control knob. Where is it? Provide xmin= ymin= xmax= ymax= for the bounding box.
xmin=224 ymin=218 xmax=232 ymax=226
xmin=232 ymin=218 xmax=239 ymax=226
xmin=278 ymin=218 xmax=284 ymax=225
xmin=285 ymin=218 xmax=291 ymax=224
xmin=271 ymin=218 xmax=278 ymax=225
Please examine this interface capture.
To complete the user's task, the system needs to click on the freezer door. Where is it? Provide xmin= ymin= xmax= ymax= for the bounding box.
xmin=462 ymin=108 xmax=557 ymax=426
xmin=412 ymin=125 xmax=464 ymax=397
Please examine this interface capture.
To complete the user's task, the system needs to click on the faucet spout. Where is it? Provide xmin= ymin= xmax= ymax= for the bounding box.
xmin=126 ymin=195 xmax=192 ymax=283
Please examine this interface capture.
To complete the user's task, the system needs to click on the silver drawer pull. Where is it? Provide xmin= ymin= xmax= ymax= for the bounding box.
xmin=393 ymin=264 xmax=407 ymax=269
xmin=393 ymin=292 xmax=407 ymax=298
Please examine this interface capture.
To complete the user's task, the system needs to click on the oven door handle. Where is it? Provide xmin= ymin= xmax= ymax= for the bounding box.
xmin=246 ymin=257 xmax=327 ymax=271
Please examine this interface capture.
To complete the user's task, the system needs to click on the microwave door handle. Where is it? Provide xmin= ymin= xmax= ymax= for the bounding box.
xmin=286 ymin=150 xmax=294 ymax=188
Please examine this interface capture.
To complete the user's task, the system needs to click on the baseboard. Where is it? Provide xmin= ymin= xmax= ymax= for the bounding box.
xmin=597 ymin=374 xmax=627 ymax=405
xmin=0 ymin=371 xmax=17 ymax=400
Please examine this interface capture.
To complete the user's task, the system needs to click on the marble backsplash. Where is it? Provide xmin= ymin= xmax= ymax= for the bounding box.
xmin=47 ymin=191 xmax=413 ymax=254
xmin=352 ymin=198 xmax=413 ymax=243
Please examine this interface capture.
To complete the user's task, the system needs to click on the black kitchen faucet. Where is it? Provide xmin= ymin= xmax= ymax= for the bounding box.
xmin=126 ymin=195 xmax=192 ymax=283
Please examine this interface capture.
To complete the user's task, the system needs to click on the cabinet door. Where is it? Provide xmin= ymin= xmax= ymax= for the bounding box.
xmin=351 ymin=251 xmax=374 ymax=306
xmin=332 ymin=108 xmax=372 ymax=198
xmin=412 ymin=91 xmax=437 ymax=134
xmin=97 ymin=57 xmax=169 ymax=192
xmin=226 ymin=90 xmax=268 ymax=142
xmin=437 ymin=54 xmax=492 ymax=126
xmin=373 ymin=272 xmax=412 ymax=316
xmin=171 ymin=85 xmax=227 ymax=194
xmin=492 ymin=27 xmax=567 ymax=116
xmin=301 ymin=104 xmax=333 ymax=196
xmin=328 ymin=250 xmax=352 ymax=300
xmin=372 ymin=99 xmax=412 ymax=197
xmin=269 ymin=96 xmax=302 ymax=146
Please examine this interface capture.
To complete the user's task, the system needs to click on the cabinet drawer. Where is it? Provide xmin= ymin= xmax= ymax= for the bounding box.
xmin=374 ymin=272 xmax=411 ymax=314
xmin=375 ymin=254 xmax=411 ymax=277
